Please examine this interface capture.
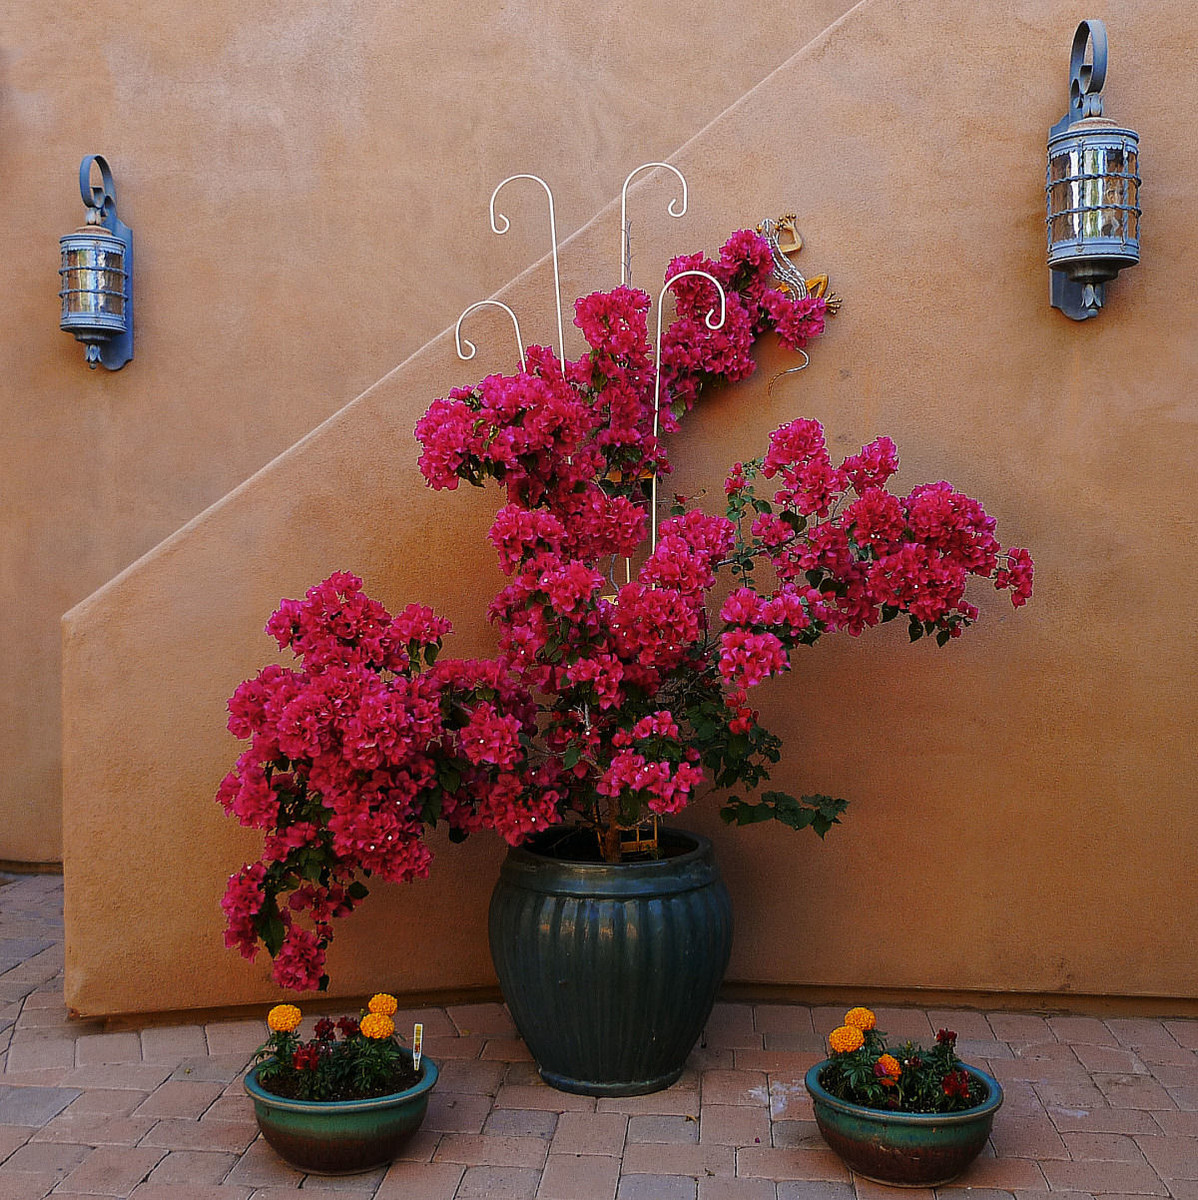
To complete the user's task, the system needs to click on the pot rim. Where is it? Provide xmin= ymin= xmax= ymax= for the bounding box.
xmin=244 ymin=1050 xmax=438 ymax=1114
xmin=804 ymin=1059 xmax=1003 ymax=1124
xmin=500 ymin=826 xmax=718 ymax=897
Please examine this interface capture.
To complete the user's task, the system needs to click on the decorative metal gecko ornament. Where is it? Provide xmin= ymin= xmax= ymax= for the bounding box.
xmin=757 ymin=214 xmax=841 ymax=314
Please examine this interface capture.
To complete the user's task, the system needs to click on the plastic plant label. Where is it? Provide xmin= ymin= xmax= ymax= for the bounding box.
xmin=412 ymin=1022 xmax=423 ymax=1071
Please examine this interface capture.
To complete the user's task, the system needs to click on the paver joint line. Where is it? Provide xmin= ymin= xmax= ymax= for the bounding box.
xmin=0 ymin=876 xmax=1195 ymax=1198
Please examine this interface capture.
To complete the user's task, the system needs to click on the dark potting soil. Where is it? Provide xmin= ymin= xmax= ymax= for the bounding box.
xmin=258 ymin=1061 xmax=423 ymax=1103
xmin=525 ymin=825 xmax=693 ymax=864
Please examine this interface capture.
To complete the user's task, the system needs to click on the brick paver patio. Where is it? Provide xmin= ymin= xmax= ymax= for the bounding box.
xmin=1 ymin=873 xmax=1195 ymax=1199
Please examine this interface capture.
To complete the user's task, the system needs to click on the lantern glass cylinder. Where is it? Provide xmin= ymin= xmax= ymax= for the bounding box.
xmin=59 ymin=227 xmax=128 ymax=341
xmin=1046 ymin=116 xmax=1140 ymax=285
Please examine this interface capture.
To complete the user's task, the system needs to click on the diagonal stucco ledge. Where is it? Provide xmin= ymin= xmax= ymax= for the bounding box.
xmin=63 ymin=0 xmax=1198 ymax=1018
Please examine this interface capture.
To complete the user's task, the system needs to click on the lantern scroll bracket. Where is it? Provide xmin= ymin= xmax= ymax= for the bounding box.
xmin=1065 ymin=20 xmax=1107 ymax=124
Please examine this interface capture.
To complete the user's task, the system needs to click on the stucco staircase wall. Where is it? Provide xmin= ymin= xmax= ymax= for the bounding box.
xmin=62 ymin=0 xmax=1198 ymax=1018
xmin=2 ymin=0 xmax=858 ymax=866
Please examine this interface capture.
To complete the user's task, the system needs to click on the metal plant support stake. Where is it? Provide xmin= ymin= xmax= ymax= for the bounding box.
xmin=619 ymin=163 xmax=688 ymax=287
xmin=614 ymin=163 xmax=691 ymax=585
xmin=489 ymin=175 xmax=565 ymax=364
xmin=650 ymin=269 xmax=726 ymax=553
xmin=455 ymin=300 xmax=527 ymax=373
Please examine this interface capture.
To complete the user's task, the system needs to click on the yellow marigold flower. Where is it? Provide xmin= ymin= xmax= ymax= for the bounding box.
xmin=877 ymin=1053 xmax=902 ymax=1079
xmin=368 ymin=993 xmax=399 ymax=1016
xmin=267 ymin=1004 xmax=302 ymax=1033
xmin=360 ymin=1012 xmax=396 ymax=1040
xmin=828 ymin=1024 xmax=865 ymax=1054
xmin=843 ymin=1006 xmax=876 ymax=1031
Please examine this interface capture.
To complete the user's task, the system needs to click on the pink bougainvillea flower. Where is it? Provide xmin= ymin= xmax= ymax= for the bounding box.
xmin=218 ymin=228 xmax=1031 ymax=990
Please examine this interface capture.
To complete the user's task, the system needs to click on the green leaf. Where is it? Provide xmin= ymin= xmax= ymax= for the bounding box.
xmin=563 ymin=744 xmax=581 ymax=770
xmin=908 ymin=618 xmax=924 ymax=642
xmin=719 ymin=798 xmax=774 ymax=826
xmin=936 ymin=628 xmax=952 ymax=647
xmin=260 ymin=906 xmax=286 ymax=957
xmin=448 ymin=827 xmax=469 ymax=844
xmin=437 ymin=764 xmax=461 ymax=794
xmin=421 ymin=791 xmax=443 ymax=825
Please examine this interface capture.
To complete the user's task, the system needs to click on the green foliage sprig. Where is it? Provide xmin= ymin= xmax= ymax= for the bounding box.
xmin=820 ymin=1008 xmax=985 ymax=1114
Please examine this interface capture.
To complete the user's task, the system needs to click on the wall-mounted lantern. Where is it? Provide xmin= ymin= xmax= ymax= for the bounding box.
xmin=59 ymin=156 xmax=134 ymax=369
xmin=1046 ymin=20 xmax=1140 ymax=321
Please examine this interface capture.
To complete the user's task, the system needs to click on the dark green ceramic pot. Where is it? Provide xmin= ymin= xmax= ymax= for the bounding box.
xmin=805 ymin=1059 xmax=1002 ymax=1186
xmin=244 ymin=1050 xmax=438 ymax=1175
xmin=489 ymin=826 xmax=732 ymax=1096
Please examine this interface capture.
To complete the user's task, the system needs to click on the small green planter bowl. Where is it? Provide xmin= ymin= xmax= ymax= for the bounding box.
xmin=244 ymin=1051 xmax=438 ymax=1175
xmin=804 ymin=1059 xmax=1002 ymax=1187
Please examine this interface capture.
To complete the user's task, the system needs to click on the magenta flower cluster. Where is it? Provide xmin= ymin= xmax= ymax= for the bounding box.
xmin=220 ymin=228 xmax=1033 ymax=991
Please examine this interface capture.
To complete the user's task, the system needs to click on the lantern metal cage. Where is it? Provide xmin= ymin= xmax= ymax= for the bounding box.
xmin=1046 ymin=20 xmax=1140 ymax=321
xmin=59 ymin=156 xmax=134 ymax=369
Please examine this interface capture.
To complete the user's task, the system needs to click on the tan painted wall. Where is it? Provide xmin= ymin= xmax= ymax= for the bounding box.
xmin=1 ymin=0 xmax=854 ymax=864
xmin=63 ymin=0 xmax=1198 ymax=1017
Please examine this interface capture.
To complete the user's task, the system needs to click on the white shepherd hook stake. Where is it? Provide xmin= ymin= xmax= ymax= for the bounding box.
xmin=489 ymin=175 xmax=565 ymax=366
xmin=454 ymin=300 xmax=527 ymax=373
xmin=650 ymin=270 xmax=726 ymax=552
xmin=620 ymin=163 xmax=688 ymax=288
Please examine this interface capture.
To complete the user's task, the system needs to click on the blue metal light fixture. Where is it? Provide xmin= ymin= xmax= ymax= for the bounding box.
xmin=1046 ymin=20 xmax=1141 ymax=321
xmin=59 ymin=155 xmax=134 ymax=369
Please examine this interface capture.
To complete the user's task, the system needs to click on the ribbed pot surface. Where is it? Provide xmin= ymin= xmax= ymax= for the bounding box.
xmin=489 ymin=827 xmax=733 ymax=1096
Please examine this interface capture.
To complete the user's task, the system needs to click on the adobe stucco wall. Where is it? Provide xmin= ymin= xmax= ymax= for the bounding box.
xmin=1 ymin=0 xmax=853 ymax=864
xmin=63 ymin=0 xmax=1197 ymax=1017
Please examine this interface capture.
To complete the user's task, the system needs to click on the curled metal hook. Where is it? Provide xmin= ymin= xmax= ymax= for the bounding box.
xmin=79 ymin=155 xmax=118 ymax=220
xmin=620 ymin=162 xmax=688 ymax=287
xmin=766 ymin=349 xmax=810 ymax=397
xmin=1069 ymin=19 xmax=1108 ymax=118
xmin=649 ymin=269 xmax=727 ymax=551
xmin=454 ymin=300 xmax=527 ymax=373
xmin=489 ymin=174 xmax=565 ymax=365
xmin=653 ymin=269 xmax=726 ymax=438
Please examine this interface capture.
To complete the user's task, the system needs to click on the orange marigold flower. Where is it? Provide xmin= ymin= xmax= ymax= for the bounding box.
xmin=828 ymin=1024 xmax=865 ymax=1054
xmin=267 ymin=1003 xmax=302 ymax=1033
xmin=843 ymin=1006 xmax=876 ymax=1031
xmin=359 ymin=1012 xmax=396 ymax=1040
xmin=877 ymin=1053 xmax=902 ymax=1079
xmin=368 ymin=993 xmax=399 ymax=1016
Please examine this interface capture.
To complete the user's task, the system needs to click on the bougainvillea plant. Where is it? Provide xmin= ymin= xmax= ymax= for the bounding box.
xmin=219 ymin=227 xmax=1034 ymax=991
xmin=819 ymin=1006 xmax=986 ymax=1112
